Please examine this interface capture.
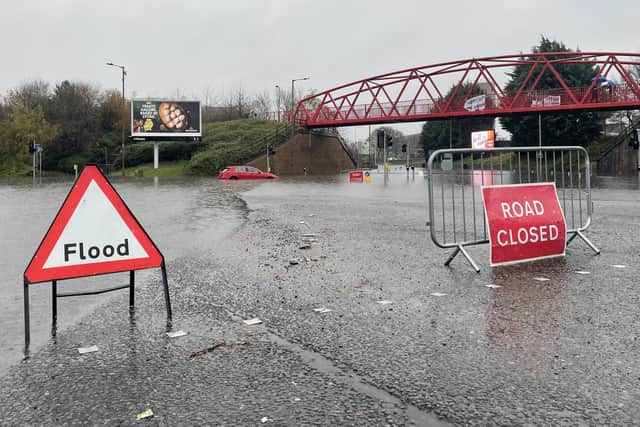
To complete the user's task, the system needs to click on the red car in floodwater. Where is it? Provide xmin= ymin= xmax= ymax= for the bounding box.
xmin=217 ymin=166 xmax=278 ymax=180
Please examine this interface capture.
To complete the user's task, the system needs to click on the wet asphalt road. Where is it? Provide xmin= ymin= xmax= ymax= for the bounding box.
xmin=1 ymin=172 xmax=640 ymax=425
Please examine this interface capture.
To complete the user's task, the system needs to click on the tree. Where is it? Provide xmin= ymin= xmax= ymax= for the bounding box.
xmin=98 ymin=89 xmax=126 ymax=132
xmin=251 ymin=90 xmax=273 ymax=120
xmin=501 ymin=36 xmax=603 ymax=146
xmin=6 ymin=80 xmax=50 ymax=110
xmin=420 ymin=82 xmax=495 ymax=155
xmin=0 ymin=107 xmax=58 ymax=171
xmin=44 ymin=80 xmax=101 ymax=168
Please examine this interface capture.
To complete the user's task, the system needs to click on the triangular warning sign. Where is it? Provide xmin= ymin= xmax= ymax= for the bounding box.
xmin=25 ymin=165 xmax=163 ymax=283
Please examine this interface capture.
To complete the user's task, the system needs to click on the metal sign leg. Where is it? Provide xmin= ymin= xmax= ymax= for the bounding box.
xmin=161 ymin=261 xmax=172 ymax=320
xmin=129 ymin=270 xmax=135 ymax=307
xmin=24 ymin=278 xmax=30 ymax=349
xmin=51 ymin=280 xmax=57 ymax=335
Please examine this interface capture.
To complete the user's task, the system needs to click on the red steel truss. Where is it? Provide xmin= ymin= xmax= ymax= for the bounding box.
xmin=292 ymin=52 xmax=640 ymax=127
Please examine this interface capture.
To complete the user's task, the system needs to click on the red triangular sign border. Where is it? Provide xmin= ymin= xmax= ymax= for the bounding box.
xmin=24 ymin=165 xmax=164 ymax=283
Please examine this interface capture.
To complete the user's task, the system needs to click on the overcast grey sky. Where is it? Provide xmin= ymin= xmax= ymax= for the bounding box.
xmin=2 ymin=0 xmax=639 ymax=138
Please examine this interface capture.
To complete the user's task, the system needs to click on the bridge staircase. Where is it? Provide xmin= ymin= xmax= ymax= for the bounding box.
xmin=594 ymin=117 xmax=640 ymax=176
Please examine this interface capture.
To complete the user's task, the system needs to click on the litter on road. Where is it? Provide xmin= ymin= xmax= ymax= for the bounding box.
xmin=187 ymin=342 xmax=227 ymax=359
xmin=532 ymin=277 xmax=550 ymax=282
xmin=430 ymin=292 xmax=447 ymax=297
xmin=289 ymin=259 xmax=299 ymax=265
xmin=78 ymin=345 xmax=98 ymax=354
xmin=575 ymin=271 xmax=591 ymax=275
xmin=261 ymin=416 xmax=272 ymax=423
xmin=243 ymin=317 xmax=263 ymax=326
xmin=135 ymin=408 xmax=154 ymax=421
xmin=377 ymin=300 xmax=394 ymax=305
xmin=300 ymin=233 xmax=317 ymax=238
xmin=299 ymin=245 xmax=312 ymax=250
xmin=166 ymin=330 xmax=187 ymax=338
xmin=313 ymin=307 xmax=332 ymax=313
xmin=485 ymin=284 xmax=502 ymax=288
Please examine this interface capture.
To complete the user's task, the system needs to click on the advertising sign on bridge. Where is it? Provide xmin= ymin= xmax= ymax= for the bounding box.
xmin=481 ymin=183 xmax=566 ymax=266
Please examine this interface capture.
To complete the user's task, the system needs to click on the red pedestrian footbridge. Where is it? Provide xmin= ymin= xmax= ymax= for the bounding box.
xmin=292 ymin=52 xmax=640 ymax=128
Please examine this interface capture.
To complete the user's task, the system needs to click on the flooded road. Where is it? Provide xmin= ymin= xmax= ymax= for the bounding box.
xmin=0 ymin=176 xmax=250 ymax=373
xmin=1 ymin=170 xmax=639 ymax=425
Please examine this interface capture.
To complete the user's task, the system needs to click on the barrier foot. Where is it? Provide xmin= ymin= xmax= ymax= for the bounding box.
xmin=444 ymin=245 xmax=480 ymax=273
xmin=568 ymin=230 xmax=601 ymax=255
xmin=444 ymin=247 xmax=460 ymax=266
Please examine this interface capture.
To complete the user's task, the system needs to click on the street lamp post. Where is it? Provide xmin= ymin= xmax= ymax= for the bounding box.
xmin=275 ymin=85 xmax=281 ymax=122
xmin=106 ymin=62 xmax=127 ymax=176
xmin=290 ymin=77 xmax=309 ymax=124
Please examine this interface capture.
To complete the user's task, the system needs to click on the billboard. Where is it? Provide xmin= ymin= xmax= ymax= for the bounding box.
xmin=132 ymin=100 xmax=201 ymax=138
xmin=471 ymin=130 xmax=495 ymax=149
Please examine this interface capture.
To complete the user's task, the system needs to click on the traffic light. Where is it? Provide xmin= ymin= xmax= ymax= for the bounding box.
xmin=268 ymin=145 xmax=276 ymax=155
xmin=401 ymin=143 xmax=407 ymax=153
xmin=28 ymin=142 xmax=35 ymax=153
xmin=386 ymin=134 xmax=393 ymax=147
xmin=377 ymin=131 xmax=385 ymax=149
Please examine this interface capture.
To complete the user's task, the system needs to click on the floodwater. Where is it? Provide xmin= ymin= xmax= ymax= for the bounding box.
xmin=1 ymin=168 xmax=640 ymax=424
xmin=1 ymin=167 xmax=638 ymax=375
xmin=0 ymin=176 xmax=252 ymax=373
xmin=0 ymin=169 xmax=428 ymax=374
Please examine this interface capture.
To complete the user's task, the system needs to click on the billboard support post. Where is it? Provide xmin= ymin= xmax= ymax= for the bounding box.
xmin=153 ymin=142 xmax=159 ymax=169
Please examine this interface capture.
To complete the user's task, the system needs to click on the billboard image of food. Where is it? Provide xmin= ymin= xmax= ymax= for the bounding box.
xmin=132 ymin=100 xmax=201 ymax=138
xmin=471 ymin=130 xmax=495 ymax=149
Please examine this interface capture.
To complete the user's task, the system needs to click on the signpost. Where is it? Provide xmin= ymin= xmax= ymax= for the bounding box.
xmin=23 ymin=165 xmax=172 ymax=346
xmin=481 ymin=183 xmax=566 ymax=266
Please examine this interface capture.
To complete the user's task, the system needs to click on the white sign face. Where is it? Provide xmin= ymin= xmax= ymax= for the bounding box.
xmin=471 ymin=130 xmax=495 ymax=149
xmin=43 ymin=180 xmax=148 ymax=268
xmin=464 ymin=94 xmax=486 ymax=112
xmin=531 ymin=95 xmax=561 ymax=107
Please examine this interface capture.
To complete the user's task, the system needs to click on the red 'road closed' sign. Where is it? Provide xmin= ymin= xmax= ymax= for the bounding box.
xmin=349 ymin=170 xmax=363 ymax=182
xmin=481 ymin=183 xmax=566 ymax=266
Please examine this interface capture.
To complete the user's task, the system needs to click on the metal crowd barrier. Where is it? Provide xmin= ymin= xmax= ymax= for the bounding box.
xmin=426 ymin=146 xmax=600 ymax=272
